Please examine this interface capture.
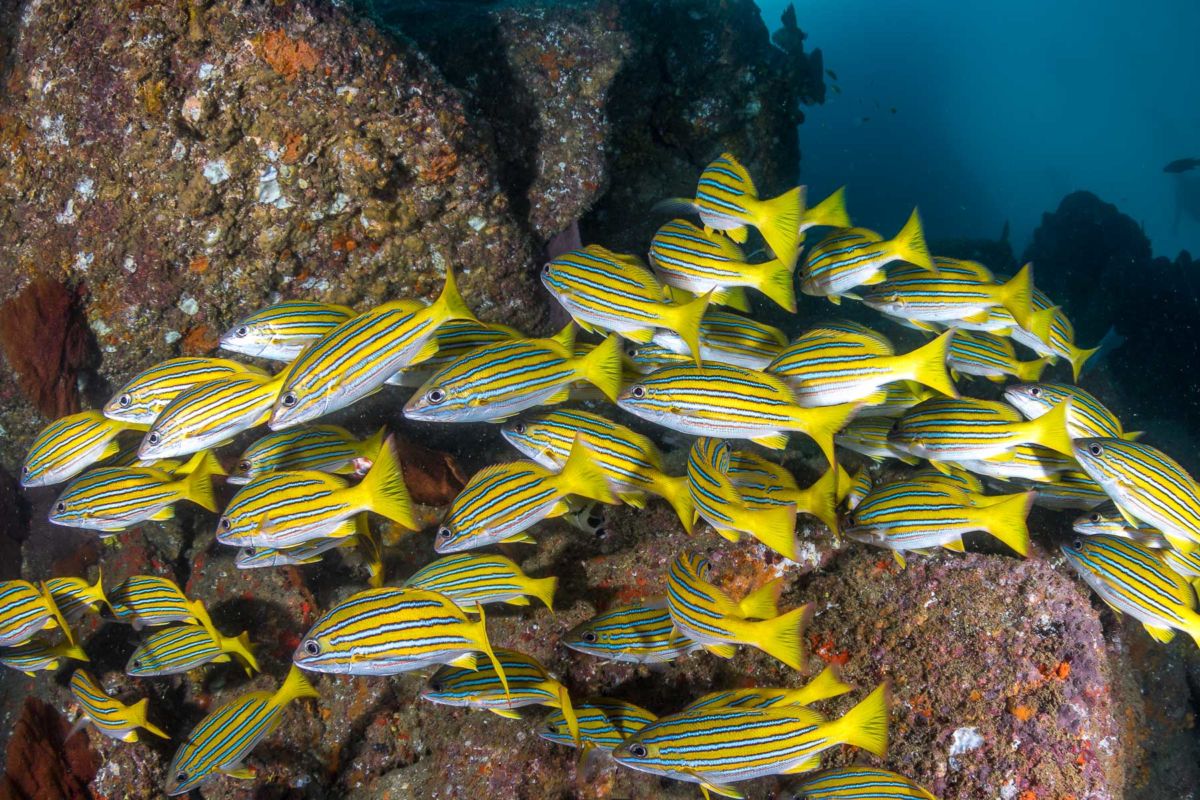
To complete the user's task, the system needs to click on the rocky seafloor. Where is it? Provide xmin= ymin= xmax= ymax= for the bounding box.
xmin=0 ymin=0 xmax=1198 ymax=799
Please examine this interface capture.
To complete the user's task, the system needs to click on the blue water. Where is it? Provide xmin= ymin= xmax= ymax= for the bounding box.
xmin=760 ymin=0 xmax=1200 ymax=259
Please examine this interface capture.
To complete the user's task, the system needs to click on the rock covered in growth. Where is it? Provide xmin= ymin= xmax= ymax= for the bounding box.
xmin=0 ymin=0 xmax=547 ymax=469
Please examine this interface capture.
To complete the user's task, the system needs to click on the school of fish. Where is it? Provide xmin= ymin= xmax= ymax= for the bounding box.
xmin=7 ymin=151 xmax=1194 ymax=799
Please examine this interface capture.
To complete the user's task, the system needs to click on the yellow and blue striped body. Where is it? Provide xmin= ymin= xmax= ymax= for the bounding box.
xmin=793 ymin=766 xmax=937 ymax=799
xmin=954 ymin=443 xmax=1074 ymax=483
xmin=835 ymin=417 xmax=918 ymax=464
xmin=421 ymin=647 xmax=566 ymax=712
xmin=541 ymin=697 xmax=657 ymax=752
xmin=619 ymin=362 xmax=858 ymax=461
xmin=402 ymin=553 xmax=556 ymax=611
xmin=109 ymin=575 xmax=195 ymax=629
xmin=138 ymin=371 xmax=285 ymax=459
xmin=49 ymin=460 xmax=216 ymax=532
xmin=294 ymin=587 xmax=503 ymax=678
xmin=229 ymin=425 xmax=383 ymax=485
xmin=0 ymin=580 xmax=71 ymax=646
xmin=683 ymin=666 xmax=852 ymax=713
xmin=652 ymin=310 xmax=788 ymax=370
xmin=563 ymin=601 xmax=702 ymax=664
xmin=627 ymin=343 xmax=693 ymax=373
xmin=0 ymin=638 xmax=87 ymax=675
xmin=1017 ymin=470 xmax=1108 ymax=511
xmin=729 ymin=451 xmax=848 ymax=535
xmin=70 ymin=669 xmax=169 ymax=743
xmin=45 ymin=574 xmax=107 ymax=622
xmin=220 ymin=301 xmax=355 ymax=361
xmin=1073 ymin=506 xmax=1169 ymax=549
xmin=948 ymin=330 xmax=1045 ymax=382
xmin=21 ymin=411 xmax=142 ymax=488
xmin=801 ymin=228 xmax=891 ymax=297
xmin=1062 ymin=535 xmax=1200 ymax=646
xmin=127 ymin=624 xmax=240 ymax=676
xmin=1073 ymin=438 xmax=1200 ymax=552
xmin=890 ymin=396 xmax=1072 ymax=462
xmin=387 ymin=319 xmax=523 ymax=387
xmin=104 ymin=357 xmax=268 ymax=426
xmin=860 ymin=263 xmax=1033 ymax=330
xmin=235 ymin=536 xmax=352 ymax=569
xmin=1005 ymin=383 xmax=1127 ymax=439
xmin=164 ymin=666 xmax=317 ymax=795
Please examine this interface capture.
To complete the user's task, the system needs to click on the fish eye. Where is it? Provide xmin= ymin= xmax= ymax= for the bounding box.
xmin=281 ymin=393 xmax=298 ymax=408
xmin=629 ymin=743 xmax=648 ymax=758
xmin=1088 ymin=443 xmax=1103 ymax=456
xmin=541 ymin=263 xmax=551 ymax=274
xmin=437 ymin=526 xmax=452 ymax=539
xmin=147 ymin=432 xmax=161 ymax=446
xmin=245 ymin=547 xmax=257 ymax=556
xmin=1029 ymin=387 xmax=1042 ymax=397
xmin=512 ymin=422 xmax=526 ymax=435
xmin=55 ymin=502 xmax=66 ymax=513
xmin=21 ymin=465 xmax=28 ymax=474
xmin=303 ymin=639 xmax=320 ymax=656
xmin=175 ymin=771 xmax=188 ymax=784
xmin=429 ymin=680 xmax=442 ymax=693
xmin=427 ymin=389 xmax=446 ymax=404
xmin=581 ymin=631 xmax=598 ymax=643
xmin=219 ymin=517 xmax=231 ymax=531
xmin=1089 ymin=513 xmax=1101 ymax=523
xmin=238 ymin=460 xmax=251 ymax=471
xmin=1072 ymin=539 xmax=1084 ymax=550
xmin=118 ymin=394 xmax=132 ymax=407
xmin=631 ymin=385 xmax=646 ymax=399
xmin=235 ymin=326 xmax=249 ymax=338
xmin=132 ymin=658 xmax=142 ymax=669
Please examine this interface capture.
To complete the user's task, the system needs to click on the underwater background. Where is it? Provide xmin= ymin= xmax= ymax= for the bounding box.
xmin=0 ymin=0 xmax=1197 ymax=798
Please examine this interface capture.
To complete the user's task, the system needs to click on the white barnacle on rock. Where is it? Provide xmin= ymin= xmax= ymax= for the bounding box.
xmin=178 ymin=295 xmax=199 ymax=316
xmin=123 ymin=255 xmax=137 ymax=273
xmin=467 ymin=216 xmax=487 ymax=232
xmin=948 ymin=726 xmax=984 ymax=769
xmin=76 ymin=177 xmax=95 ymax=199
xmin=164 ymin=330 xmax=182 ymax=345
xmin=74 ymin=251 xmax=94 ymax=272
xmin=55 ymin=198 xmax=77 ymax=225
xmin=203 ymin=159 xmax=230 ymax=185
xmin=198 ymin=63 xmax=215 ymax=81
xmin=257 ymin=166 xmax=292 ymax=209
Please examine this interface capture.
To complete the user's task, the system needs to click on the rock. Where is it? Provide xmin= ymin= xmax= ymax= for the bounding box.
xmin=0 ymin=0 xmax=549 ymax=471
xmin=0 ymin=468 xmax=26 ymax=582
xmin=0 ymin=696 xmax=98 ymax=800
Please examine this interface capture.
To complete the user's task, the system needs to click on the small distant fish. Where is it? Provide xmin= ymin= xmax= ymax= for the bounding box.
xmin=683 ymin=663 xmax=853 ymax=712
xmin=164 ymin=666 xmax=318 ymax=795
xmin=45 ymin=571 xmax=108 ymax=623
xmin=104 ymin=357 xmax=269 ymax=426
xmin=434 ymin=437 xmax=616 ymax=553
xmin=228 ymin=425 xmax=385 ymax=485
xmin=729 ymin=450 xmax=849 ymax=536
xmin=948 ymin=330 xmax=1047 ymax=383
xmin=792 ymin=765 xmax=937 ymax=799
xmin=767 ymin=328 xmax=958 ymax=407
xmin=800 ymin=209 xmax=932 ymax=299
xmin=137 ymin=371 xmax=287 ymax=460
xmin=402 ymin=553 xmax=557 ymax=612
xmin=1016 ymin=469 xmax=1109 ymax=511
xmin=126 ymin=600 xmax=259 ymax=676
xmin=294 ymin=587 xmax=509 ymax=691
xmin=0 ymin=580 xmax=74 ymax=646
xmin=889 ymin=396 xmax=1074 ymax=463
xmin=845 ymin=468 xmax=874 ymax=510
xmin=1004 ymin=383 xmax=1134 ymax=440
xmin=403 ymin=326 xmax=623 ymax=423
xmin=1164 ymin=158 xmax=1200 ymax=174
xmin=21 ymin=411 xmax=147 ymax=488
xmin=647 ymin=219 xmax=796 ymax=312
xmin=421 ymin=647 xmax=580 ymax=745
xmin=687 ymin=438 xmax=798 ymax=558
xmin=618 ymin=362 xmax=859 ymax=464
xmin=666 ymin=552 xmax=811 ymax=669
xmin=825 ymin=68 xmax=838 ymax=80
xmin=501 ymin=409 xmax=696 ymax=533
xmin=1062 ymin=535 xmax=1200 ymax=647
xmin=652 ymin=310 xmax=789 ymax=371
xmin=563 ymin=600 xmax=703 ymax=664
xmin=69 ymin=669 xmax=170 ymax=743
xmin=845 ymin=476 xmax=1032 ymax=567
xmin=219 ymin=301 xmax=356 ymax=361
xmin=611 ymin=684 xmax=890 ymax=799
xmin=1073 ymin=505 xmax=1170 ymax=549
xmin=1073 ymin=438 xmax=1200 ymax=553
xmin=217 ymin=436 xmax=414 ymax=549
xmin=543 ymin=244 xmax=712 ymax=358
xmin=541 ymin=697 xmax=657 ymax=754
xmin=109 ymin=575 xmax=196 ymax=630
xmin=49 ymin=450 xmax=222 ymax=532
xmin=0 ymin=638 xmax=88 ymax=675
xmin=270 ymin=270 xmax=475 ymax=430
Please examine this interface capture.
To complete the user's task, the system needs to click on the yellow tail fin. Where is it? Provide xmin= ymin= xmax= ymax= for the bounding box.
xmin=1015 ymin=357 xmax=1049 ymax=382
xmin=556 ymin=684 xmax=581 ymax=747
xmin=357 ymin=426 xmax=388 ymax=461
xmin=803 ymin=186 xmax=851 ymax=230
xmin=973 ymin=491 xmax=1034 ymax=557
xmin=888 ymin=209 xmax=933 ymax=270
xmin=39 ymin=584 xmax=75 ymax=645
xmin=825 ymin=683 xmax=890 ymax=757
xmin=743 ymin=502 xmax=798 ymax=560
xmin=1025 ymin=305 xmax=1057 ymax=346
xmin=430 ymin=268 xmax=477 ymax=325
xmin=663 ymin=290 xmax=713 ymax=365
xmin=529 ymin=575 xmax=558 ymax=612
xmin=1021 ymin=398 xmax=1074 ymax=457
xmin=746 ymin=603 xmax=812 ymax=671
xmin=555 ymin=437 xmax=618 ymax=505
xmin=1067 ymin=342 xmax=1100 ymax=381
xmin=86 ymin=566 xmax=109 ymax=614
xmin=791 ymin=662 xmax=854 ymax=705
xmin=177 ymin=454 xmax=219 ymax=512
xmin=994 ymin=264 xmax=1036 ymax=334
xmin=754 ymin=186 xmax=805 ymax=269
xmin=650 ymin=473 xmax=697 ymax=534
xmin=56 ymin=642 xmax=90 ymax=664
xmin=223 ymin=631 xmax=261 ymax=675
xmin=752 ymin=258 xmax=797 ymax=313
xmin=736 ymin=579 xmax=782 ymax=620
xmin=355 ymin=436 xmax=417 ymax=530
xmin=575 ymin=334 xmax=624 ymax=401
xmin=797 ymin=463 xmax=842 ymax=536
xmin=472 ymin=603 xmax=510 ymax=700
xmin=712 ymin=286 xmax=751 ymax=312
xmin=794 ymin=402 xmax=859 ymax=467
xmin=128 ymin=697 xmax=170 ymax=740
xmin=898 ymin=330 xmax=958 ymax=398
xmin=275 ymin=664 xmax=320 ymax=706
